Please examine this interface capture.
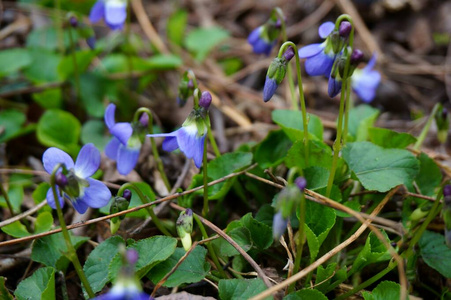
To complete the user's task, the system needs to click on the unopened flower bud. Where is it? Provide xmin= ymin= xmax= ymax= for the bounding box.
xmin=69 ymin=16 xmax=78 ymax=28
xmin=272 ymin=211 xmax=288 ymax=240
xmin=409 ymin=205 xmax=430 ymax=222
xmin=123 ymin=189 xmax=132 ymax=201
xmin=139 ymin=113 xmax=149 ymax=127
xmin=126 ymin=249 xmax=139 ymax=265
xmin=263 ymin=57 xmax=287 ymax=102
xmin=110 ymin=195 xmax=131 ymax=233
xmin=177 ymin=75 xmax=194 ymax=107
xmin=295 ymin=177 xmax=307 ymax=191
xmin=86 ymin=36 xmax=96 ymax=49
xmin=199 ymin=91 xmax=212 ymax=109
xmin=282 ymin=46 xmax=295 ymax=62
xmin=350 ymin=49 xmax=364 ymax=65
xmin=339 ymin=21 xmax=352 ymax=38
xmin=435 ymin=104 xmax=449 ymax=144
xmin=55 ymin=172 xmax=68 ymax=188
xmin=176 ymin=209 xmax=193 ymax=251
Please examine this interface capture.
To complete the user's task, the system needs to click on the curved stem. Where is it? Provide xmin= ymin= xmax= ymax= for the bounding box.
xmin=117 ymin=183 xmax=172 ymax=237
xmin=202 ymin=138 xmax=209 ymax=218
xmin=50 ymin=164 xmax=94 ymax=298
xmin=413 ymin=103 xmax=440 ymax=151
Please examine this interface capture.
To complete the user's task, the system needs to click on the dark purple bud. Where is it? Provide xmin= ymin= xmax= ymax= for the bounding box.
xmin=126 ymin=249 xmax=139 ymax=265
xmin=272 ymin=211 xmax=288 ymax=240
xmin=69 ymin=16 xmax=78 ymax=28
xmin=187 ymin=79 xmax=194 ymax=89
xmin=139 ymin=113 xmax=149 ymax=127
xmin=275 ymin=19 xmax=282 ymax=29
xmin=295 ymin=177 xmax=307 ymax=191
xmin=328 ymin=75 xmax=342 ymax=98
xmin=185 ymin=208 xmax=193 ymax=216
xmin=123 ymin=189 xmax=132 ymax=201
xmin=350 ymin=49 xmax=364 ymax=65
xmin=339 ymin=21 xmax=352 ymax=38
xmin=86 ymin=36 xmax=96 ymax=49
xmin=199 ymin=91 xmax=212 ymax=109
xmin=55 ymin=172 xmax=68 ymax=188
xmin=443 ymin=108 xmax=448 ymax=119
xmin=444 ymin=185 xmax=451 ymax=197
xmin=282 ymin=46 xmax=295 ymax=62
xmin=263 ymin=77 xmax=278 ymax=102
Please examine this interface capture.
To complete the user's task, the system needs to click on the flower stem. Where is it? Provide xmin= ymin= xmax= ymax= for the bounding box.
xmin=278 ymin=41 xmax=309 ymax=166
xmin=67 ymin=26 xmax=81 ymax=103
xmin=193 ymin=215 xmax=227 ymax=278
xmin=288 ymin=192 xmax=306 ymax=293
xmin=0 ymin=183 xmax=15 ymax=217
xmin=135 ymin=108 xmax=171 ymax=191
xmin=117 ymin=183 xmax=172 ymax=237
xmin=50 ymin=165 xmax=94 ymax=298
xmin=342 ymin=79 xmax=352 ymax=146
xmin=413 ymin=103 xmax=440 ymax=151
xmin=206 ymin=115 xmax=221 ymax=157
xmin=202 ymin=137 xmax=209 ymax=218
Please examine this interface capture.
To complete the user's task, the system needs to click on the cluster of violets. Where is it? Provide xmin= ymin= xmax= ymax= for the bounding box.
xmin=248 ymin=18 xmax=381 ymax=103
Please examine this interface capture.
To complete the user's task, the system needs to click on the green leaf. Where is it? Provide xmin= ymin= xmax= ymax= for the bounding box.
xmin=32 ymin=183 xmax=50 ymax=205
xmin=0 ymin=109 xmax=26 ymax=143
xmin=34 ymin=212 xmax=53 ymax=234
xmin=218 ymin=278 xmax=270 ymax=300
xmin=304 ymin=166 xmax=330 ymax=191
xmin=144 ymin=54 xmax=183 ymax=70
xmin=286 ymin=140 xmax=332 ymax=170
xmin=0 ymin=276 xmax=14 ymax=300
xmin=81 ymin=120 xmax=110 ymax=151
xmin=284 ymin=289 xmax=328 ymax=300
xmin=350 ymin=231 xmax=391 ymax=273
xmin=315 ymin=263 xmax=337 ymax=293
xmin=167 ymin=10 xmax=188 ymax=46
xmin=32 ymin=88 xmax=63 ymax=109
xmin=84 ymin=236 xmax=125 ymax=294
xmin=14 ymin=267 xmax=55 ymax=300
xmin=23 ymin=49 xmax=62 ymax=83
xmin=213 ymin=227 xmax=252 ymax=257
xmin=241 ymin=213 xmax=273 ymax=250
xmin=58 ymin=50 xmax=96 ymax=80
xmin=362 ymin=281 xmax=401 ymax=300
xmin=185 ymin=27 xmax=229 ymax=62
xmin=272 ymin=110 xmax=323 ymax=141
xmin=255 ymin=204 xmax=275 ymax=227
xmin=368 ymin=127 xmax=417 ymax=149
xmin=1 ymin=221 xmax=30 ymax=238
xmin=419 ymin=230 xmax=451 ymax=278
xmin=0 ymin=185 xmax=23 ymax=214
xmin=148 ymin=246 xmax=210 ymax=287
xmin=109 ymin=236 xmax=177 ymax=280
xmin=347 ymin=104 xmax=379 ymax=142
xmin=219 ymin=58 xmax=243 ymax=76
xmin=415 ymin=153 xmax=442 ymax=196
xmin=0 ymin=48 xmax=32 ymax=77
xmin=26 ymin=27 xmax=78 ymax=51
xmin=79 ymin=73 xmax=110 ymax=117
xmin=254 ymin=130 xmax=292 ymax=169
xmin=342 ymin=142 xmax=420 ymax=192
xmin=31 ymin=233 xmax=88 ymax=271
xmin=37 ymin=109 xmax=81 ymax=157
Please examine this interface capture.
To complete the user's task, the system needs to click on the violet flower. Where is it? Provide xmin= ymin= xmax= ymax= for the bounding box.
xmin=248 ymin=26 xmax=277 ymax=56
xmin=89 ymin=0 xmax=127 ymax=30
xmin=351 ymin=55 xmax=381 ymax=103
xmin=42 ymin=144 xmax=111 ymax=214
xmin=147 ymin=107 xmax=208 ymax=168
xmin=104 ymin=104 xmax=146 ymax=176
xmin=298 ymin=22 xmax=336 ymax=76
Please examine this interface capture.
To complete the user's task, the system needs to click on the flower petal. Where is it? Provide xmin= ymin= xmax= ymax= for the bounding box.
xmin=318 ymin=21 xmax=335 ymax=38
xmin=328 ymin=76 xmax=342 ymax=98
xmin=82 ymin=178 xmax=112 ymax=209
xmin=72 ymin=199 xmax=89 ymax=214
xmin=352 ymin=70 xmax=381 ymax=103
xmin=105 ymin=137 xmax=121 ymax=160
xmin=263 ymin=77 xmax=278 ymax=102
xmin=46 ymin=187 xmax=65 ymax=210
xmin=74 ymin=144 xmax=100 ymax=178
xmin=176 ymin=127 xmax=205 ymax=168
xmin=247 ymin=27 xmax=275 ymax=55
xmin=298 ymin=43 xmax=323 ymax=58
xmin=192 ymin=135 xmax=206 ymax=168
xmin=104 ymin=103 xmax=116 ymax=130
xmin=43 ymin=147 xmax=74 ymax=174
xmin=117 ymin=144 xmax=140 ymax=175
xmin=304 ymin=51 xmax=334 ymax=76
xmin=365 ymin=53 xmax=378 ymax=71
xmin=110 ymin=122 xmax=133 ymax=145
xmin=105 ymin=1 xmax=127 ymax=30
xmin=162 ymin=136 xmax=179 ymax=152
xmin=89 ymin=0 xmax=105 ymax=23
xmin=247 ymin=27 xmax=262 ymax=44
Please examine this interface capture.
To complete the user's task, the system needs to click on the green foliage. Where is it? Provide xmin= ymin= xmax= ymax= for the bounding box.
xmin=24 ymin=49 xmax=62 ymax=83
xmin=362 ymin=281 xmax=401 ymax=300
xmin=255 ymin=130 xmax=292 ymax=169
xmin=167 ymin=10 xmax=188 ymax=46
xmin=0 ymin=185 xmax=24 ymax=214
xmin=347 ymin=104 xmax=379 ymax=142
xmin=368 ymin=127 xmax=417 ymax=148
xmin=185 ymin=27 xmax=229 ymax=61
xmin=1 ymin=212 xmax=53 ymax=238
xmin=148 ymin=246 xmax=210 ymax=287
xmin=350 ymin=231 xmax=391 ymax=274
xmin=0 ymin=276 xmax=14 ymax=300
xmin=218 ymin=278 xmax=270 ymax=300
xmin=0 ymin=48 xmax=32 ymax=78
xmin=240 ymin=213 xmax=273 ymax=250
xmin=415 ymin=153 xmax=442 ymax=196
xmin=14 ymin=267 xmax=55 ymax=300
xmin=213 ymin=226 xmax=252 ymax=257
xmin=81 ymin=120 xmax=111 ymax=151
xmin=419 ymin=231 xmax=451 ymax=278
xmin=343 ymin=142 xmax=420 ymax=192
xmin=284 ymin=289 xmax=328 ymax=300
xmin=272 ymin=110 xmax=323 ymax=141
xmin=0 ymin=109 xmax=35 ymax=143
xmin=286 ymin=140 xmax=332 ymax=170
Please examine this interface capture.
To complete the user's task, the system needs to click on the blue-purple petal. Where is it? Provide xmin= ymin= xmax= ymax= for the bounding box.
xmin=192 ymin=135 xmax=206 ymax=168
xmin=105 ymin=137 xmax=121 ymax=160
xmin=318 ymin=21 xmax=335 ymax=39
xmin=110 ymin=122 xmax=133 ymax=145
xmin=46 ymin=187 xmax=65 ymax=210
xmin=104 ymin=103 xmax=116 ymax=130
xmin=248 ymin=26 xmax=275 ymax=55
xmin=105 ymin=1 xmax=127 ymax=30
xmin=263 ymin=77 xmax=278 ymax=102
xmin=82 ymin=178 xmax=112 ymax=208
xmin=74 ymin=143 xmax=100 ymax=178
xmin=72 ymin=198 xmax=89 ymax=214
xmin=298 ymin=43 xmax=324 ymax=58
xmin=176 ymin=128 xmax=197 ymax=160
xmin=304 ymin=51 xmax=334 ymax=76
xmin=117 ymin=145 xmax=140 ymax=175
xmin=89 ymin=0 xmax=105 ymax=23
xmin=328 ymin=76 xmax=342 ymax=98
xmin=352 ymin=70 xmax=381 ymax=103
xmin=247 ymin=27 xmax=262 ymax=44
xmin=273 ymin=212 xmax=288 ymax=240
xmin=162 ymin=136 xmax=179 ymax=152
xmin=43 ymin=147 xmax=74 ymax=174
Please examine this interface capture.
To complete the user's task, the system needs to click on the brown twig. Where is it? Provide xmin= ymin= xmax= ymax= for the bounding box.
xmin=170 ymin=202 xmax=273 ymax=289
xmin=0 ymin=200 xmax=48 ymax=228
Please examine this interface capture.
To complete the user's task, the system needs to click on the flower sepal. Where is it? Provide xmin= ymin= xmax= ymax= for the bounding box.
xmin=176 ymin=209 xmax=193 ymax=251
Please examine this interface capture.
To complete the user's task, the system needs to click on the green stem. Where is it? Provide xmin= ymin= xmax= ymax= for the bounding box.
xmin=278 ymin=41 xmax=309 ymax=165
xmin=193 ymin=215 xmax=227 ymax=278
xmin=202 ymin=138 xmax=209 ymax=218
xmin=288 ymin=193 xmax=306 ymax=292
xmin=413 ymin=103 xmax=440 ymax=151
xmin=206 ymin=115 xmax=221 ymax=157
xmin=118 ymin=183 xmax=172 ymax=237
xmin=0 ymin=183 xmax=15 ymax=217
xmin=54 ymin=0 xmax=64 ymax=53
xmin=135 ymin=108 xmax=171 ymax=191
xmin=50 ymin=165 xmax=94 ymax=298
xmin=67 ymin=27 xmax=81 ymax=103
xmin=342 ymin=79 xmax=352 ymax=146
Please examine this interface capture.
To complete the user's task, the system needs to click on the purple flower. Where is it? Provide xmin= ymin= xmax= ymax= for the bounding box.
xmin=248 ymin=26 xmax=277 ymax=56
xmin=93 ymin=286 xmax=151 ymax=300
xmin=263 ymin=76 xmax=278 ymax=102
xmin=328 ymin=75 xmax=342 ymax=98
xmin=298 ymin=22 xmax=336 ymax=76
xmin=272 ymin=211 xmax=288 ymax=240
xmin=147 ymin=109 xmax=208 ymax=168
xmin=104 ymin=104 xmax=143 ymax=176
xmin=89 ymin=0 xmax=127 ymax=30
xmin=42 ymin=144 xmax=111 ymax=214
xmin=351 ymin=55 xmax=381 ymax=103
